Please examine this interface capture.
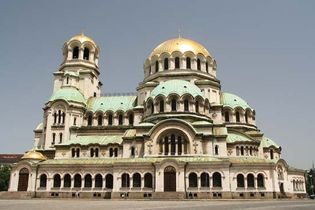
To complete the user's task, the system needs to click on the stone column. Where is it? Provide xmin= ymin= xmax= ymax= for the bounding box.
xmin=67 ymin=49 xmax=73 ymax=60
xmin=198 ymin=177 xmax=201 ymax=189
xmin=79 ymin=48 xmax=84 ymax=60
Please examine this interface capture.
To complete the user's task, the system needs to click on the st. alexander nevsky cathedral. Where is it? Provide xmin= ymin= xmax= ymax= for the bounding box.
xmin=8 ymin=33 xmax=306 ymax=199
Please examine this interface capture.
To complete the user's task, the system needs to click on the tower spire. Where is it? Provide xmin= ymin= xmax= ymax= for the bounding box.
xmin=178 ymin=28 xmax=181 ymax=38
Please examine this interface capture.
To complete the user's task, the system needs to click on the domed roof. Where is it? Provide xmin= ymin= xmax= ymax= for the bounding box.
xmin=49 ymin=87 xmax=86 ymax=105
xmin=221 ymin=92 xmax=252 ymax=110
xmin=68 ymin=32 xmax=96 ymax=45
xmin=261 ymin=137 xmax=280 ymax=148
xmin=149 ymin=80 xmax=204 ymax=99
xmin=149 ymin=37 xmax=212 ymax=58
xmin=21 ymin=150 xmax=47 ymax=161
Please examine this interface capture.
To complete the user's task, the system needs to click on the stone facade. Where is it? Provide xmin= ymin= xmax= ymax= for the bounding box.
xmin=8 ymin=33 xmax=306 ymax=199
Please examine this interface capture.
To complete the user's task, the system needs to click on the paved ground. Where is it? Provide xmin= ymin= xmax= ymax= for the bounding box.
xmin=0 ymin=199 xmax=314 ymax=210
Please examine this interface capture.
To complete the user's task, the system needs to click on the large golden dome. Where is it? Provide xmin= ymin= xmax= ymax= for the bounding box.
xmin=21 ymin=150 xmax=47 ymax=161
xmin=149 ymin=37 xmax=211 ymax=58
xmin=68 ymin=32 xmax=96 ymax=45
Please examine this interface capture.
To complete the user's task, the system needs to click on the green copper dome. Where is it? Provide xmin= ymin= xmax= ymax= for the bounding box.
xmin=221 ymin=92 xmax=252 ymax=109
xmin=87 ymin=95 xmax=137 ymax=112
xmin=49 ymin=87 xmax=86 ymax=104
xmin=150 ymin=80 xmax=204 ymax=99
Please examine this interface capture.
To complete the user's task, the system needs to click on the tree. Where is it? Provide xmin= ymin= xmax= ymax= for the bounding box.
xmin=306 ymin=169 xmax=315 ymax=197
xmin=0 ymin=165 xmax=11 ymax=191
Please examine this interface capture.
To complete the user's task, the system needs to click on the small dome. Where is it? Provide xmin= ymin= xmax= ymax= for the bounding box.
xmin=49 ymin=87 xmax=86 ymax=105
xmin=21 ymin=150 xmax=47 ymax=161
xmin=149 ymin=37 xmax=212 ymax=59
xmin=221 ymin=92 xmax=252 ymax=110
xmin=68 ymin=32 xmax=96 ymax=45
xmin=149 ymin=80 xmax=204 ymax=99
xmin=35 ymin=122 xmax=43 ymax=131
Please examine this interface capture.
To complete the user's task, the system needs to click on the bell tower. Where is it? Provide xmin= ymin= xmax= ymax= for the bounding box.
xmin=52 ymin=33 xmax=102 ymax=99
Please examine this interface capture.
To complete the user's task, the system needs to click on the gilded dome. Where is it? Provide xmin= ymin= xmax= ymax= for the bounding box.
xmin=149 ymin=37 xmax=212 ymax=58
xmin=68 ymin=32 xmax=96 ymax=45
xmin=21 ymin=150 xmax=47 ymax=161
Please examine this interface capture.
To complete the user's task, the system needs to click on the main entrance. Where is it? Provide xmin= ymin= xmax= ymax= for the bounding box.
xmin=164 ymin=166 xmax=176 ymax=192
xmin=18 ymin=168 xmax=29 ymax=191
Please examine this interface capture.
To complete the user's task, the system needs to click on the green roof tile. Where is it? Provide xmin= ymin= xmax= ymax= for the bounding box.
xmin=87 ymin=95 xmax=137 ymax=112
xmin=226 ymin=132 xmax=256 ymax=144
xmin=49 ymin=87 xmax=86 ymax=104
xmin=221 ymin=92 xmax=252 ymax=109
xmin=261 ymin=136 xmax=280 ymax=148
xmin=149 ymin=80 xmax=204 ymax=99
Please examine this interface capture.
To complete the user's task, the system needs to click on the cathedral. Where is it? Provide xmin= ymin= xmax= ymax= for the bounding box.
xmin=8 ymin=33 xmax=306 ymax=199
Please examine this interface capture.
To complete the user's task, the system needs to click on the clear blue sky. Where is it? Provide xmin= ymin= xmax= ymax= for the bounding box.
xmin=0 ymin=0 xmax=314 ymax=169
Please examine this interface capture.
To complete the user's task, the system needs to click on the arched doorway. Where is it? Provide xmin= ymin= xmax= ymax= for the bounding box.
xmin=18 ymin=168 xmax=29 ymax=191
xmin=164 ymin=166 xmax=176 ymax=192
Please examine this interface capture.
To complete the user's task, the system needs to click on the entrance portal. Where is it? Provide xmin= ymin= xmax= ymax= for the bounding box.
xmin=18 ymin=168 xmax=29 ymax=191
xmin=164 ymin=166 xmax=176 ymax=192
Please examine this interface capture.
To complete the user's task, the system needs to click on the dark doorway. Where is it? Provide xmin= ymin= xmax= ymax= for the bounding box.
xmin=164 ymin=166 xmax=176 ymax=192
xmin=280 ymin=183 xmax=285 ymax=194
xmin=18 ymin=168 xmax=29 ymax=191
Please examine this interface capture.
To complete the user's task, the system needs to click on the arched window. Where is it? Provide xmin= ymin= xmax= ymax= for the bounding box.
xmin=237 ymin=174 xmax=245 ymax=188
xmin=236 ymin=111 xmax=240 ymax=122
xmin=175 ymin=57 xmax=180 ymax=69
xmin=58 ymin=110 xmax=61 ymax=124
xmin=155 ymin=60 xmax=159 ymax=73
xmin=150 ymin=101 xmax=154 ymax=114
xmin=66 ymin=77 xmax=69 ymax=84
xmin=186 ymin=57 xmax=191 ymax=69
xmin=159 ymin=100 xmax=164 ymax=113
xmin=144 ymin=173 xmax=153 ymax=188
xmin=53 ymin=174 xmax=61 ymax=188
xmin=249 ymin=147 xmax=253 ymax=156
xmin=114 ymin=148 xmax=118 ymax=157
xmin=164 ymin=136 xmax=169 ymax=155
xmin=236 ymin=146 xmax=240 ymax=156
xmin=118 ymin=114 xmax=123 ymax=125
xmin=189 ymin=173 xmax=198 ymax=188
xmin=170 ymin=134 xmax=176 ymax=155
xmin=201 ymin=172 xmax=210 ymax=187
xmin=74 ymin=174 xmax=82 ymax=188
xmin=95 ymin=148 xmax=99 ymax=157
xmin=128 ymin=113 xmax=134 ymax=125
xmin=76 ymin=148 xmax=80 ymax=157
xmin=97 ymin=115 xmax=102 ymax=126
xmin=171 ymin=99 xmax=177 ymax=111
xmin=215 ymin=145 xmax=219 ymax=155
xmin=240 ymin=146 xmax=244 ymax=156
xmin=84 ymin=174 xmax=92 ymax=188
xmin=245 ymin=112 xmax=249 ymax=123
xmin=195 ymin=101 xmax=199 ymax=113
xmin=53 ymin=113 xmax=57 ymax=124
xmin=131 ymin=146 xmax=135 ymax=157
xmin=83 ymin=47 xmax=89 ymax=60
xmin=87 ymin=114 xmax=93 ymax=126
xmin=184 ymin=99 xmax=189 ymax=111
xmin=121 ymin=173 xmax=130 ymax=188
xmin=95 ymin=174 xmax=103 ymax=188
xmin=133 ymin=173 xmax=141 ymax=188
xmin=247 ymin=174 xmax=255 ymax=188
xmin=109 ymin=148 xmax=113 ymax=157
xmin=63 ymin=174 xmax=71 ymax=188
xmin=206 ymin=62 xmax=209 ymax=73
xmin=73 ymin=46 xmax=79 ymax=59
xmin=212 ymin=172 xmax=222 ymax=187
xmin=73 ymin=117 xmax=77 ymax=126
xmin=52 ymin=133 xmax=56 ymax=145
xmin=39 ymin=174 xmax=47 ymax=188
xmin=62 ymin=112 xmax=65 ymax=124
xmin=197 ymin=58 xmax=201 ymax=70
xmin=164 ymin=58 xmax=168 ymax=70
xmin=71 ymin=148 xmax=75 ymax=157
xmin=90 ymin=148 xmax=94 ymax=157
xmin=257 ymin=173 xmax=264 ymax=188
xmin=224 ymin=111 xmax=230 ymax=122
xmin=105 ymin=174 xmax=113 ymax=189
xmin=108 ymin=114 xmax=113 ymax=125
xmin=270 ymin=149 xmax=274 ymax=159
xmin=59 ymin=133 xmax=62 ymax=143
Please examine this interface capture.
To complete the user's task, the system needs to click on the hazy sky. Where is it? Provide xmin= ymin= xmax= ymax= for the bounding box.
xmin=0 ymin=0 xmax=314 ymax=169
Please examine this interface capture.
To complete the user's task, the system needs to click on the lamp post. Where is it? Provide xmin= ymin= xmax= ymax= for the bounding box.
xmin=310 ymin=174 xmax=314 ymax=196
